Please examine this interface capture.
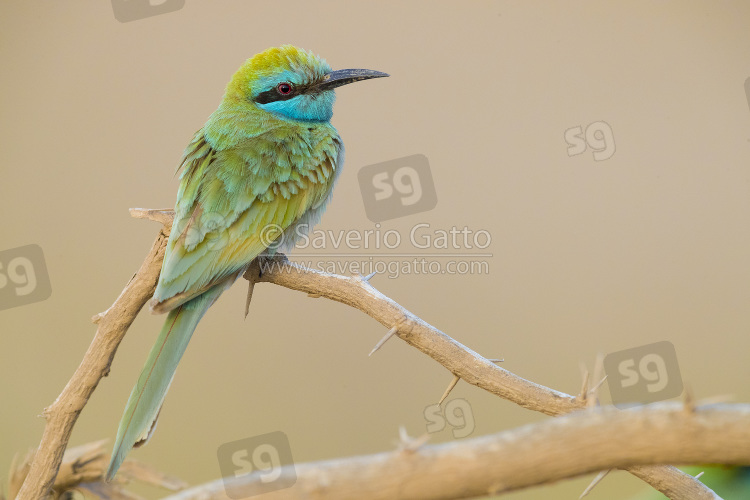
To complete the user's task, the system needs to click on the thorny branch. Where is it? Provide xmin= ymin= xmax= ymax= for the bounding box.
xmin=165 ymin=402 xmax=750 ymax=500
xmin=10 ymin=208 xmax=733 ymax=499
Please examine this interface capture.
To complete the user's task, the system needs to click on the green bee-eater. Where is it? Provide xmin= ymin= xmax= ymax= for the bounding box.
xmin=106 ymin=45 xmax=387 ymax=480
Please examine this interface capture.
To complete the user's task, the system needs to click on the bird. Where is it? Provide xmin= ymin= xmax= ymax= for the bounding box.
xmin=106 ymin=45 xmax=387 ymax=480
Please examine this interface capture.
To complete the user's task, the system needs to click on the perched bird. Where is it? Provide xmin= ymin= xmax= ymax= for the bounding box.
xmin=106 ymin=45 xmax=387 ymax=480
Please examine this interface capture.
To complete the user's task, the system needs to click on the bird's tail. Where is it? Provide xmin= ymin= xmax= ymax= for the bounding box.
xmin=106 ymin=285 xmax=224 ymax=481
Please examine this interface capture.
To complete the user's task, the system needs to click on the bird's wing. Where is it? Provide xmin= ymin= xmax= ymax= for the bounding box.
xmin=151 ymin=127 xmax=341 ymax=313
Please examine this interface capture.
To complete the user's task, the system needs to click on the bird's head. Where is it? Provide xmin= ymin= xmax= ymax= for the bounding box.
xmin=225 ymin=45 xmax=388 ymax=123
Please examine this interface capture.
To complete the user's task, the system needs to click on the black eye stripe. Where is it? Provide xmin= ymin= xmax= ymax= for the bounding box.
xmin=253 ymin=85 xmax=306 ymax=104
xmin=255 ymin=87 xmax=296 ymax=104
xmin=254 ymin=80 xmax=321 ymax=104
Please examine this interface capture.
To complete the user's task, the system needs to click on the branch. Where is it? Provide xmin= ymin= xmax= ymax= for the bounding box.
xmin=7 ymin=439 xmax=186 ymax=500
xmin=250 ymin=255 xmax=578 ymax=416
xmin=166 ymin=403 xmax=748 ymax=500
xmin=248 ymin=255 xmax=719 ymax=498
xmin=14 ymin=209 xmax=720 ymax=499
xmin=14 ymin=209 xmax=173 ymax=500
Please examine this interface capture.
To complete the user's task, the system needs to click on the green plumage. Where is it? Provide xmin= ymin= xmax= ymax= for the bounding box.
xmin=106 ymin=286 xmax=224 ymax=481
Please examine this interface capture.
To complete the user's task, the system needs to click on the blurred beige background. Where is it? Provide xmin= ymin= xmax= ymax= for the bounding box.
xmin=2 ymin=1 xmax=750 ymax=498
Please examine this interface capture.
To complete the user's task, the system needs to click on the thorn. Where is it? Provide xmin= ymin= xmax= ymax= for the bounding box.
xmin=242 ymin=260 xmax=263 ymax=319
xmin=438 ymin=375 xmax=461 ymax=405
xmin=683 ymin=385 xmax=695 ymax=413
xmin=396 ymin=426 xmax=430 ymax=453
xmin=244 ymin=280 xmax=255 ymax=319
xmin=588 ymin=353 xmax=605 ymax=408
xmin=368 ymin=325 xmax=399 ymax=356
xmin=362 ymin=271 xmax=377 ymax=282
xmin=487 ymin=358 xmax=504 ymax=364
xmin=579 ymin=469 xmax=611 ymax=498
xmin=592 ymin=353 xmax=604 ymax=386
xmin=578 ymin=369 xmax=590 ymax=401
xmin=589 ymin=375 xmax=608 ymax=396
xmin=694 ymin=471 xmax=705 ymax=479
xmin=91 ymin=312 xmax=106 ymax=324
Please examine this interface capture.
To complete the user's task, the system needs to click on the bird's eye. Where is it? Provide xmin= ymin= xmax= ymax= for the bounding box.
xmin=276 ymin=82 xmax=293 ymax=95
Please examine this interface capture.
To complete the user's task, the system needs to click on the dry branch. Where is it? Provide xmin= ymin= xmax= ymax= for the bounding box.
xmin=13 ymin=209 xmax=725 ymax=499
xmin=248 ymin=256 xmax=580 ymax=416
xmin=166 ymin=403 xmax=747 ymax=500
xmin=248 ymin=255 xmax=719 ymax=498
xmin=14 ymin=210 xmax=172 ymax=500
xmin=6 ymin=439 xmax=186 ymax=500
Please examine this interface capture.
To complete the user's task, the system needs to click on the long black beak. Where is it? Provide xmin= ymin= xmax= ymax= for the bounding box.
xmin=317 ymin=69 xmax=389 ymax=91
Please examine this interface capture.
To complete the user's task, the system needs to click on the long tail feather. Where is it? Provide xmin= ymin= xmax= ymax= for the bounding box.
xmin=106 ymin=286 xmax=223 ymax=480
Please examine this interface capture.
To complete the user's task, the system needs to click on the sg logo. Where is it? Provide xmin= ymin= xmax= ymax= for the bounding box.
xmin=111 ymin=0 xmax=185 ymax=23
xmin=604 ymin=341 xmax=683 ymax=409
xmin=217 ymin=431 xmax=296 ymax=499
xmin=0 ymin=245 xmax=52 ymax=312
xmin=564 ymin=120 xmax=616 ymax=161
xmin=424 ymin=398 xmax=475 ymax=438
xmin=358 ymin=154 xmax=437 ymax=222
